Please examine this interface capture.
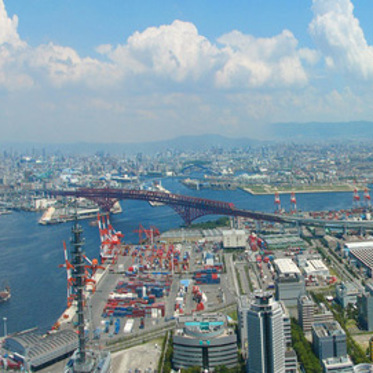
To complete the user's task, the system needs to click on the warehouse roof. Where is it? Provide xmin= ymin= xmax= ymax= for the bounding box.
xmin=4 ymin=329 xmax=78 ymax=368
xmin=349 ymin=247 xmax=373 ymax=270
xmin=273 ymin=258 xmax=301 ymax=275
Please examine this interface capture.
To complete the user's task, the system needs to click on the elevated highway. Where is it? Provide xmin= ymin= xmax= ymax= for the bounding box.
xmin=50 ymin=187 xmax=373 ymax=230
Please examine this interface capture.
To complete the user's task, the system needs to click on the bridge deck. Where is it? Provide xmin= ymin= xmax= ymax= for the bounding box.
xmin=50 ymin=188 xmax=373 ymax=229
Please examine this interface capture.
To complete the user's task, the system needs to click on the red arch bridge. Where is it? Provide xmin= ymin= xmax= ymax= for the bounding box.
xmin=49 ymin=188 xmax=373 ymax=230
xmin=50 ymin=188 xmax=290 ymax=226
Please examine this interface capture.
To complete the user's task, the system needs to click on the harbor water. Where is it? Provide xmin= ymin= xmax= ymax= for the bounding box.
xmin=0 ymin=178 xmax=361 ymax=335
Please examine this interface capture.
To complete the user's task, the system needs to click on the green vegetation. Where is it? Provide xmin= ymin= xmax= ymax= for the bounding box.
xmin=222 ymin=254 xmax=227 ymax=273
xmin=291 ymin=318 xmax=323 ymax=373
xmin=227 ymin=309 xmax=238 ymax=322
xmin=181 ymin=366 xmax=202 ymax=373
xmin=302 ymin=236 xmax=312 ymax=245
xmin=157 ymin=332 xmax=169 ymax=373
xmin=183 ymin=216 xmax=230 ymax=229
xmin=319 ymin=237 xmax=329 ymax=248
xmin=311 ymin=292 xmax=370 ymax=364
xmin=235 ymin=266 xmax=244 ymax=295
xmin=244 ymin=265 xmax=254 ymax=292
xmin=162 ymin=332 xmax=174 ymax=373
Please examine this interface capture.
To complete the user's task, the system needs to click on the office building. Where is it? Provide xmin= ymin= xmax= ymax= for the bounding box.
xmin=322 ymin=356 xmax=354 ymax=373
xmin=336 ymin=282 xmax=362 ymax=308
xmin=280 ymin=302 xmax=292 ymax=347
xmin=173 ymin=314 xmax=238 ymax=370
xmin=237 ymin=296 xmax=250 ymax=359
xmin=284 ymin=350 xmax=298 ymax=373
xmin=247 ymin=292 xmax=285 ymax=373
xmin=275 ymin=273 xmax=305 ymax=306
xmin=312 ymin=321 xmax=347 ymax=361
xmin=358 ymin=281 xmax=373 ymax=331
xmin=298 ymin=295 xmax=334 ymax=333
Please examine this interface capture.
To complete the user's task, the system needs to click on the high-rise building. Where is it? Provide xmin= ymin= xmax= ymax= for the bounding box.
xmin=247 ymin=292 xmax=285 ymax=373
xmin=275 ymin=273 xmax=305 ymax=307
xmin=357 ymin=281 xmax=373 ymax=331
xmin=312 ymin=321 xmax=347 ymax=361
xmin=237 ymin=296 xmax=250 ymax=359
xmin=298 ymin=295 xmax=334 ymax=332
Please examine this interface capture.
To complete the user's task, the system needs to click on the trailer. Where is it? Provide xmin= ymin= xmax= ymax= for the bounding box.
xmin=123 ymin=319 xmax=134 ymax=333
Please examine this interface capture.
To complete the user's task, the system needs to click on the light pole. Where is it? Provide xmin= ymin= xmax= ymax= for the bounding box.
xmin=3 ymin=317 xmax=7 ymax=337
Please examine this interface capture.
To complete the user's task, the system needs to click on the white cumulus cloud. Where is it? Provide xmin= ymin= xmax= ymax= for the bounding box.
xmin=309 ymin=0 xmax=373 ymax=79
xmin=215 ymin=30 xmax=309 ymax=88
xmin=101 ymin=20 xmax=222 ymax=82
xmin=0 ymin=0 xmax=24 ymax=47
xmin=30 ymin=43 xmax=118 ymax=87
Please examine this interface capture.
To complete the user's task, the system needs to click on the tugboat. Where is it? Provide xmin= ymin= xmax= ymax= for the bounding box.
xmin=0 ymin=284 xmax=11 ymax=303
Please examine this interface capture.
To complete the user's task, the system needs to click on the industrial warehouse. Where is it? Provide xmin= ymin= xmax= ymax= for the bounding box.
xmin=2 ymin=329 xmax=78 ymax=371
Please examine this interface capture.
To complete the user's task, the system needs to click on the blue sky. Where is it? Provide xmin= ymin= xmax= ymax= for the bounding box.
xmin=1 ymin=0 xmax=373 ymax=143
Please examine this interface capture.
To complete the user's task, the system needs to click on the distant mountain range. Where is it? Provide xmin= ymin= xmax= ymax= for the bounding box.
xmin=1 ymin=122 xmax=373 ymax=155
xmin=268 ymin=121 xmax=373 ymax=141
xmin=0 ymin=134 xmax=260 ymax=155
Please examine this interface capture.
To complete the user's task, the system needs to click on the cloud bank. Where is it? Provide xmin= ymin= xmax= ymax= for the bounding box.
xmin=1 ymin=0 xmax=373 ymax=142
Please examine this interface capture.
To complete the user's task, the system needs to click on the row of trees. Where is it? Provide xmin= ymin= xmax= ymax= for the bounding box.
xmin=291 ymin=319 xmax=323 ymax=373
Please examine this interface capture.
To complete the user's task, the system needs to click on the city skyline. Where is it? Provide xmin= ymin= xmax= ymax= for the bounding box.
xmin=1 ymin=0 xmax=373 ymax=143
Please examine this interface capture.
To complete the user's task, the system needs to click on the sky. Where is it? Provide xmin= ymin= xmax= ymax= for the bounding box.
xmin=1 ymin=0 xmax=373 ymax=143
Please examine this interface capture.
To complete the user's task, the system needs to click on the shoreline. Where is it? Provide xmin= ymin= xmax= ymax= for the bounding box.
xmin=241 ymin=186 xmax=362 ymax=196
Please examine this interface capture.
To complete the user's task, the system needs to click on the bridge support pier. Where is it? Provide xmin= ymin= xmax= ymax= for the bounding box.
xmin=296 ymin=221 xmax=301 ymax=237
xmin=255 ymin=221 xmax=261 ymax=234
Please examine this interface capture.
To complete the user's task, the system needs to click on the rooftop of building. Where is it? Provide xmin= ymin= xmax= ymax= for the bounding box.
xmin=4 ymin=329 xmax=78 ymax=361
xmin=322 ymin=355 xmax=353 ymax=368
xmin=276 ymin=273 xmax=303 ymax=283
xmin=337 ymin=281 xmax=362 ymax=294
xmin=307 ymin=259 xmax=328 ymax=271
xmin=349 ymin=247 xmax=373 ymax=270
xmin=345 ymin=241 xmax=373 ymax=249
xmin=299 ymin=295 xmax=315 ymax=306
xmin=273 ymin=258 xmax=301 ymax=275
xmin=222 ymin=229 xmax=245 ymax=236
xmin=313 ymin=321 xmax=345 ymax=338
xmin=175 ymin=314 xmax=233 ymax=340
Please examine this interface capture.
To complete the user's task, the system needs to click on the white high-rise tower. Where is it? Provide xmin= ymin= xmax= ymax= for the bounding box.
xmin=247 ymin=292 xmax=285 ymax=373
